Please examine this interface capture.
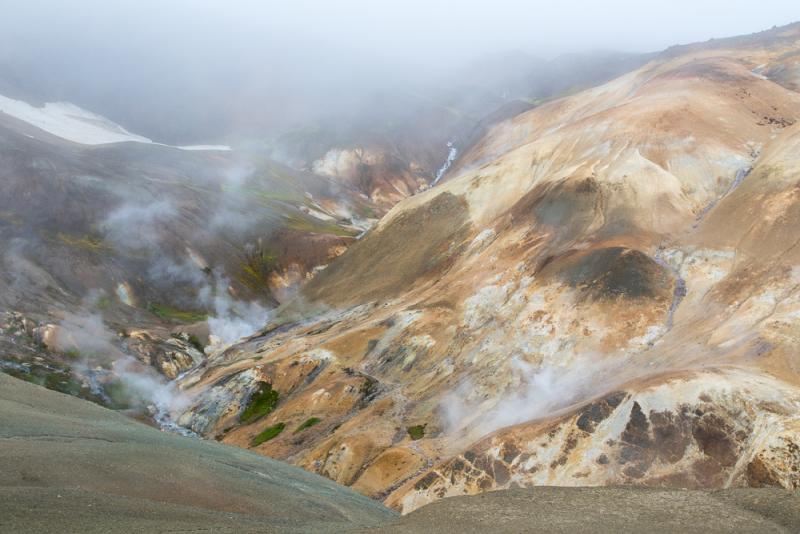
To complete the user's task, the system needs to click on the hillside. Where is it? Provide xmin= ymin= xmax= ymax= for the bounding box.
xmin=3 ymin=372 xmax=797 ymax=533
xmin=270 ymin=51 xmax=652 ymax=211
xmin=0 ymin=98 xmax=375 ymax=423
xmin=168 ymin=23 xmax=800 ymax=512
xmin=0 ymin=41 xmax=654 ymax=432
xmin=0 ymin=372 xmax=395 ymax=532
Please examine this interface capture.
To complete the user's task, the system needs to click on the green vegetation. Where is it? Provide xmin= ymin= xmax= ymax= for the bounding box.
xmin=359 ymin=203 xmax=376 ymax=219
xmin=4 ymin=357 xmax=132 ymax=410
xmin=147 ymin=303 xmax=207 ymax=323
xmin=240 ymin=187 xmax=301 ymax=205
xmin=239 ymin=244 xmax=278 ymax=292
xmin=56 ymin=232 xmax=107 ymax=251
xmin=0 ymin=210 xmax=23 ymax=226
xmin=186 ymin=334 xmax=205 ymax=353
xmin=358 ymin=376 xmax=379 ymax=408
xmin=95 ymin=295 xmax=112 ymax=311
xmin=250 ymin=422 xmax=285 ymax=447
xmin=63 ymin=348 xmax=81 ymax=360
xmin=102 ymin=379 xmax=134 ymax=410
xmin=2 ymin=365 xmax=93 ymax=404
xmin=407 ymin=424 xmax=426 ymax=440
xmin=262 ymin=191 xmax=301 ymax=204
xmin=294 ymin=417 xmax=322 ymax=433
xmin=240 ymin=382 xmax=279 ymax=424
xmin=171 ymin=332 xmax=205 ymax=353
xmin=42 ymin=373 xmax=83 ymax=396
xmin=268 ymin=166 xmax=309 ymax=187
xmin=285 ymin=213 xmax=358 ymax=237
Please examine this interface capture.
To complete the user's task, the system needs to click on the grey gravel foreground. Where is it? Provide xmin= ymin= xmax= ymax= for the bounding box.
xmin=368 ymin=486 xmax=800 ymax=533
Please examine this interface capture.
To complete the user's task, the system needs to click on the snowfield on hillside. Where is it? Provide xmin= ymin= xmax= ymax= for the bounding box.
xmin=0 ymin=93 xmax=230 ymax=151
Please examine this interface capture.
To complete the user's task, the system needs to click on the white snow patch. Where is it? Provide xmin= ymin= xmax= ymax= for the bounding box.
xmin=177 ymin=144 xmax=231 ymax=151
xmin=0 ymin=96 xmax=152 ymax=145
xmin=0 ymin=93 xmax=230 ymax=151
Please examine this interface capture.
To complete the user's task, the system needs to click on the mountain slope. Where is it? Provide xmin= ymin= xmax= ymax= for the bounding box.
xmin=171 ymin=22 xmax=800 ymax=511
xmin=0 ymin=94 xmax=154 ymax=145
xmin=5 ymin=374 xmax=799 ymax=533
xmin=271 ymin=50 xmax=652 ymax=210
xmin=0 ymin=99 xmax=375 ymax=424
xmin=0 ymin=109 xmax=366 ymax=314
xmin=0 ymin=372 xmax=395 ymax=533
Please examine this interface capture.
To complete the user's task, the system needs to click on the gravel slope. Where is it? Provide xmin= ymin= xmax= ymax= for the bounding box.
xmin=370 ymin=487 xmax=800 ymax=533
xmin=0 ymin=373 xmax=396 ymax=533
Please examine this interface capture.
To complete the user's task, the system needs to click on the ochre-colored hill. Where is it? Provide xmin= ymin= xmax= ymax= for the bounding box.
xmin=165 ymin=22 xmax=800 ymax=512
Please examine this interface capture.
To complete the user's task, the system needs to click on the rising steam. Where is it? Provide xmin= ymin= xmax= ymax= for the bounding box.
xmin=441 ymin=353 xmax=627 ymax=440
xmin=53 ymin=305 xmax=193 ymax=434
xmin=199 ymin=276 xmax=273 ymax=346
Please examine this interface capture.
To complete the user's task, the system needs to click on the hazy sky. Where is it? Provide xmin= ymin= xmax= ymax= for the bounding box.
xmin=3 ymin=0 xmax=799 ymax=62
xmin=268 ymin=0 xmax=800 ymax=58
xmin=1 ymin=0 xmax=798 ymax=141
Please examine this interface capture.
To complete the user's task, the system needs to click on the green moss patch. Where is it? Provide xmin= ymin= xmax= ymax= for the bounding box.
xmin=0 ymin=210 xmax=23 ymax=226
xmin=357 ymin=376 xmax=380 ymax=408
xmin=285 ymin=213 xmax=358 ymax=237
xmin=250 ymin=422 xmax=285 ymax=446
xmin=95 ymin=295 xmax=112 ymax=311
xmin=0 ymin=363 xmax=118 ymax=407
xmin=186 ymin=334 xmax=205 ymax=353
xmin=147 ymin=303 xmax=207 ymax=323
xmin=56 ymin=232 xmax=108 ymax=252
xmin=170 ymin=333 xmax=205 ymax=353
xmin=407 ymin=424 xmax=426 ymax=440
xmin=239 ymin=245 xmax=278 ymax=292
xmin=240 ymin=382 xmax=279 ymax=424
xmin=101 ymin=379 xmax=134 ymax=410
xmin=294 ymin=417 xmax=322 ymax=433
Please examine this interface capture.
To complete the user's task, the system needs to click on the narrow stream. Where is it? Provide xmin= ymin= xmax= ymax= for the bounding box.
xmin=694 ymin=166 xmax=751 ymax=228
xmin=654 ymin=165 xmax=753 ymax=332
xmin=153 ymin=405 xmax=199 ymax=437
xmin=654 ymin=253 xmax=687 ymax=331
xmin=432 ymin=142 xmax=458 ymax=186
